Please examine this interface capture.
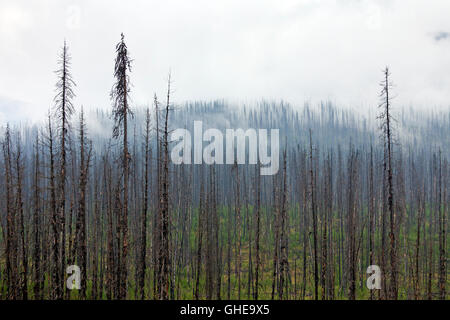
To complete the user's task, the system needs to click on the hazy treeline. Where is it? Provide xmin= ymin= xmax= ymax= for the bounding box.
xmin=0 ymin=36 xmax=448 ymax=300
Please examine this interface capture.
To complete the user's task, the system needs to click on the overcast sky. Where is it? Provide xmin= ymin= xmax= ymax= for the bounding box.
xmin=1 ymin=0 xmax=449 ymax=123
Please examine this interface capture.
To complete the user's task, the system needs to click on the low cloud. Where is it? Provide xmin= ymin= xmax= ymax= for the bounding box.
xmin=1 ymin=0 xmax=450 ymax=124
xmin=434 ymin=31 xmax=450 ymax=41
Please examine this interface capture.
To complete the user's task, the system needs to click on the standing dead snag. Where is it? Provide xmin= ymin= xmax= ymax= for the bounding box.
xmin=53 ymin=40 xmax=76 ymax=299
xmin=299 ymin=148 xmax=309 ymax=300
xmin=271 ymin=174 xmax=279 ymax=300
xmin=2 ymin=124 xmax=18 ymax=299
xmin=103 ymin=144 xmax=115 ymax=300
xmin=91 ymin=165 xmax=100 ymax=300
xmin=153 ymin=94 xmax=160 ymax=299
xmin=437 ymin=149 xmax=446 ymax=300
xmin=279 ymin=150 xmax=289 ymax=299
xmin=309 ymin=129 xmax=319 ymax=300
xmin=158 ymin=73 xmax=172 ymax=300
xmin=347 ymin=147 xmax=359 ymax=300
xmin=368 ymin=146 xmax=375 ymax=300
xmin=138 ymin=106 xmax=151 ymax=299
xmin=45 ymin=113 xmax=59 ymax=299
xmin=254 ymin=161 xmax=261 ymax=300
xmin=75 ymin=108 xmax=92 ymax=299
xmin=212 ymin=166 xmax=222 ymax=300
xmin=111 ymin=33 xmax=133 ymax=299
xmin=195 ymin=167 xmax=204 ymax=300
xmin=233 ymin=160 xmax=242 ymax=300
xmin=14 ymin=133 xmax=27 ymax=300
xmin=32 ymin=134 xmax=43 ymax=299
xmin=378 ymin=67 xmax=397 ymax=299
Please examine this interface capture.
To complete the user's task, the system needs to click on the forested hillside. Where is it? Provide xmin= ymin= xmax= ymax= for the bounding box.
xmin=0 ymin=37 xmax=448 ymax=300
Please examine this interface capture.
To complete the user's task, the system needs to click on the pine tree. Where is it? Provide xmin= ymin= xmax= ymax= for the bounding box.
xmin=378 ymin=67 xmax=397 ymax=299
xmin=54 ymin=40 xmax=76 ymax=299
xmin=111 ymin=33 xmax=133 ymax=299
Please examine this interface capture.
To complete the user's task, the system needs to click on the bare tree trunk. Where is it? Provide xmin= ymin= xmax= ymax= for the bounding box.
xmin=254 ymin=161 xmax=261 ymax=300
xmin=309 ymin=130 xmax=319 ymax=300
xmin=279 ymin=150 xmax=289 ymax=300
xmin=158 ymin=74 xmax=172 ymax=300
xmin=75 ymin=109 xmax=91 ymax=299
xmin=32 ymin=135 xmax=42 ymax=299
xmin=195 ymin=168 xmax=204 ymax=300
xmin=139 ymin=107 xmax=151 ymax=299
xmin=438 ymin=150 xmax=446 ymax=300
xmin=234 ymin=161 xmax=242 ymax=300
xmin=47 ymin=115 xmax=60 ymax=300
xmin=3 ymin=125 xmax=18 ymax=299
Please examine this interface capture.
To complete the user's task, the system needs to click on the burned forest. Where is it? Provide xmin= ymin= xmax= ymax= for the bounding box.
xmin=0 ymin=36 xmax=448 ymax=301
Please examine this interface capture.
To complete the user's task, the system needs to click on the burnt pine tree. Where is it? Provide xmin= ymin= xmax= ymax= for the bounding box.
xmin=111 ymin=33 xmax=133 ymax=300
xmin=437 ymin=149 xmax=446 ymax=300
xmin=254 ymin=160 xmax=261 ymax=300
xmin=53 ymin=40 xmax=76 ymax=299
xmin=279 ymin=149 xmax=289 ymax=300
xmin=153 ymin=94 xmax=161 ymax=299
xmin=75 ymin=108 xmax=92 ymax=299
xmin=14 ymin=133 xmax=27 ymax=300
xmin=138 ymin=106 xmax=151 ymax=299
xmin=195 ymin=167 xmax=205 ymax=300
xmin=45 ymin=113 xmax=59 ymax=299
xmin=378 ymin=67 xmax=397 ymax=299
xmin=158 ymin=74 xmax=172 ymax=300
xmin=309 ymin=129 xmax=319 ymax=300
xmin=2 ymin=124 xmax=17 ymax=299
xmin=32 ymin=134 xmax=42 ymax=300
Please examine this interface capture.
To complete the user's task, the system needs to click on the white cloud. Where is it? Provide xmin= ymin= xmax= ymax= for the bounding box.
xmin=0 ymin=0 xmax=449 ymax=123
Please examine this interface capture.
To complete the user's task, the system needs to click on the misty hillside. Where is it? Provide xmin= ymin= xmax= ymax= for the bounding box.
xmin=8 ymin=100 xmax=449 ymax=159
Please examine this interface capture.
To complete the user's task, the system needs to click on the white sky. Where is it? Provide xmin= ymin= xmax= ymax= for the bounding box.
xmin=1 ymin=0 xmax=449 ymax=123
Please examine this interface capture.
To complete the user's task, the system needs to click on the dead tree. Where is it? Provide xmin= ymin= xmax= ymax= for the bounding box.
xmin=279 ymin=150 xmax=289 ymax=299
xmin=413 ymin=162 xmax=424 ymax=300
xmin=32 ymin=134 xmax=43 ymax=299
xmin=111 ymin=33 xmax=133 ymax=299
xmin=153 ymin=94 xmax=160 ymax=299
xmin=233 ymin=161 xmax=242 ymax=300
xmin=13 ymin=133 xmax=27 ymax=300
xmin=271 ymin=173 xmax=280 ymax=300
xmin=138 ymin=106 xmax=151 ymax=299
xmin=347 ymin=147 xmax=359 ymax=300
xmin=378 ymin=67 xmax=397 ymax=299
xmin=103 ymin=144 xmax=114 ymax=299
xmin=195 ymin=167 xmax=204 ymax=300
xmin=157 ymin=74 xmax=172 ymax=300
xmin=2 ymin=125 xmax=18 ymax=299
xmin=438 ymin=150 xmax=446 ymax=300
xmin=368 ymin=146 xmax=375 ymax=300
xmin=309 ymin=129 xmax=319 ymax=300
xmin=53 ymin=40 xmax=76 ymax=299
xmin=45 ymin=113 xmax=60 ymax=299
xmin=254 ymin=161 xmax=261 ymax=300
xmin=75 ymin=109 xmax=92 ymax=299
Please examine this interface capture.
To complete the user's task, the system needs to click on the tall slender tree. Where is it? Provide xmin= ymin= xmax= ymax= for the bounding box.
xmin=111 ymin=33 xmax=133 ymax=299
xmin=138 ymin=106 xmax=151 ymax=299
xmin=2 ymin=124 xmax=17 ymax=299
xmin=75 ymin=108 xmax=91 ymax=299
xmin=54 ymin=40 xmax=76 ymax=299
xmin=309 ymin=129 xmax=319 ymax=300
xmin=32 ymin=134 xmax=43 ymax=299
xmin=158 ymin=74 xmax=172 ymax=300
xmin=378 ymin=67 xmax=397 ymax=299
